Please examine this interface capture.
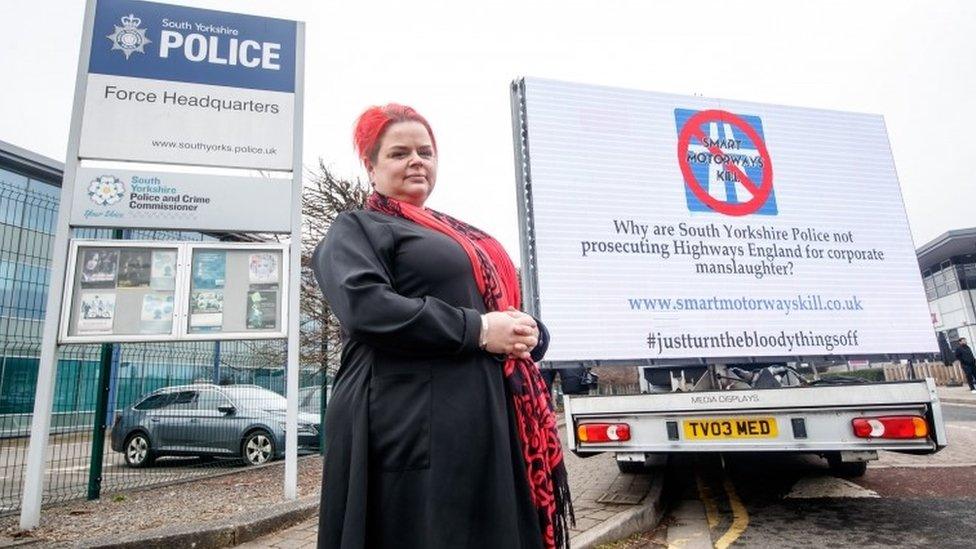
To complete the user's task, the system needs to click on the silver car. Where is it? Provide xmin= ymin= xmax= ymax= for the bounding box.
xmin=298 ymin=384 xmax=333 ymax=415
xmin=111 ymin=383 xmax=321 ymax=467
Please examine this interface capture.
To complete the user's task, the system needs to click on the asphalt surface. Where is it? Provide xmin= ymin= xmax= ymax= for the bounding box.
xmin=0 ymin=431 xmax=277 ymax=514
xmin=656 ymin=402 xmax=976 ymax=548
xmin=942 ymin=403 xmax=976 ymax=422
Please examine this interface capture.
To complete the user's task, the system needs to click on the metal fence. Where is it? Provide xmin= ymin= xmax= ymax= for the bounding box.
xmin=0 ymin=178 xmax=326 ymax=515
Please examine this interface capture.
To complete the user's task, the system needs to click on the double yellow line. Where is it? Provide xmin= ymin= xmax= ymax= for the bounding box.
xmin=695 ymin=465 xmax=749 ymax=549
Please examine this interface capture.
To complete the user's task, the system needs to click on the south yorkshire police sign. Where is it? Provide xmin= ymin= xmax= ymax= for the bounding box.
xmin=20 ymin=1 xmax=302 ymax=525
xmin=78 ymin=0 xmax=298 ymax=170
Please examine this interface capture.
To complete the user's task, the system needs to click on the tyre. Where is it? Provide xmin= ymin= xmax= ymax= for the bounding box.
xmin=123 ymin=432 xmax=155 ymax=468
xmin=617 ymin=460 xmax=648 ymax=474
xmin=826 ymin=453 xmax=868 ymax=478
xmin=241 ymin=430 xmax=275 ymax=466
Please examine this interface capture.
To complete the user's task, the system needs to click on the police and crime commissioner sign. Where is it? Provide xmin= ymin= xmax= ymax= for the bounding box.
xmin=71 ymin=167 xmax=292 ymax=232
xmin=78 ymin=0 xmax=297 ymax=170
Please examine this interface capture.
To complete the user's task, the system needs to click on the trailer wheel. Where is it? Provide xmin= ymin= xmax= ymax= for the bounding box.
xmin=827 ymin=453 xmax=868 ymax=478
xmin=617 ymin=460 xmax=649 ymax=474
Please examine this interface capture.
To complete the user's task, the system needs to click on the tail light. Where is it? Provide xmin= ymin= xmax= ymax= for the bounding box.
xmin=851 ymin=416 xmax=928 ymax=439
xmin=577 ymin=423 xmax=631 ymax=443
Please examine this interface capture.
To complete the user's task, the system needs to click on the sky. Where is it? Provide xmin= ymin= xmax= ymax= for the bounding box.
xmin=1 ymin=0 xmax=974 ymax=263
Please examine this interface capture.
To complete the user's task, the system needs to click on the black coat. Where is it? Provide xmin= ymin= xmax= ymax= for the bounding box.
xmin=313 ymin=210 xmax=546 ymax=549
xmin=955 ymin=344 xmax=976 ymax=367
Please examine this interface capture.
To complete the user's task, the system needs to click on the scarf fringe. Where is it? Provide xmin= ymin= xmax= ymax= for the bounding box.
xmin=552 ymin=461 xmax=575 ymax=549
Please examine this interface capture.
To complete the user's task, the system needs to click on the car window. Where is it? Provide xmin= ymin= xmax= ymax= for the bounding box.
xmin=133 ymin=393 xmax=173 ymax=410
xmin=300 ymin=387 xmax=320 ymax=408
xmin=222 ymin=387 xmax=287 ymax=410
xmin=197 ymin=390 xmax=231 ymax=411
xmin=164 ymin=390 xmax=198 ymax=411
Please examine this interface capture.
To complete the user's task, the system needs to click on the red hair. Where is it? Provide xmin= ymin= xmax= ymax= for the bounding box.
xmin=353 ymin=104 xmax=437 ymax=164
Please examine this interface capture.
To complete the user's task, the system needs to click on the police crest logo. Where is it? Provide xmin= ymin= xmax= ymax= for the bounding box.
xmin=87 ymin=175 xmax=126 ymax=206
xmin=106 ymin=13 xmax=151 ymax=59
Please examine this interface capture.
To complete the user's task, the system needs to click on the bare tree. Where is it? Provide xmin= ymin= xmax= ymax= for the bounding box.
xmin=235 ymin=161 xmax=369 ymax=378
xmin=299 ymin=161 xmax=370 ymax=376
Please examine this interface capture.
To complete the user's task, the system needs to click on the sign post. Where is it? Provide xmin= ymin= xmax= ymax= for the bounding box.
xmin=19 ymin=0 xmax=97 ymax=529
xmin=285 ymin=24 xmax=305 ymax=501
xmin=20 ymin=0 xmax=304 ymax=528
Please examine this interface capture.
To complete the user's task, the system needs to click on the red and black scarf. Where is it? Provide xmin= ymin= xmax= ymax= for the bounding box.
xmin=366 ymin=192 xmax=574 ymax=549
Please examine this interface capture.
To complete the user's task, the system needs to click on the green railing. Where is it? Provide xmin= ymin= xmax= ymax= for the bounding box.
xmin=0 ymin=177 xmax=327 ymax=515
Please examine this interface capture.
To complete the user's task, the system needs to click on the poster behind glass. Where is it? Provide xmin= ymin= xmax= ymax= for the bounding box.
xmin=68 ymin=246 xmax=178 ymax=337
xmin=187 ymin=248 xmax=283 ymax=335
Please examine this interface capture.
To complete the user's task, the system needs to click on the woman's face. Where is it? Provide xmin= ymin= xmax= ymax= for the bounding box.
xmin=366 ymin=121 xmax=437 ymax=207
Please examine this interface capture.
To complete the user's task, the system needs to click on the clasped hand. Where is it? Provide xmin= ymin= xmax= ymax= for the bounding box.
xmin=483 ymin=307 xmax=539 ymax=360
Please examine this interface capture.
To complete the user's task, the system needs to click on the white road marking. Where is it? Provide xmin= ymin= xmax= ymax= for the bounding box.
xmin=869 ymin=462 xmax=976 ymax=469
xmin=785 ymin=476 xmax=880 ymax=499
xmin=45 ymin=465 xmax=89 ymax=474
xmin=941 ymin=402 xmax=976 ymax=409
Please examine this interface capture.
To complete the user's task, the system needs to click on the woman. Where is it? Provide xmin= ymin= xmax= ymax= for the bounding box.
xmin=313 ymin=104 xmax=573 ymax=549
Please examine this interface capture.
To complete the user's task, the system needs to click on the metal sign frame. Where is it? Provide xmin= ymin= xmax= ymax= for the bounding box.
xmin=59 ymin=239 xmax=184 ymax=343
xmin=181 ymin=241 xmax=291 ymax=342
xmin=58 ymin=240 xmax=291 ymax=344
xmin=21 ymin=0 xmax=305 ymax=528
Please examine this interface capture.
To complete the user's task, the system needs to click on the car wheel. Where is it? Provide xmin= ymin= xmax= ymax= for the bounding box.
xmin=242 ymin=430 xmax=274 ymax=466
xmin=124 ymin=433 xmax=155 ymax=468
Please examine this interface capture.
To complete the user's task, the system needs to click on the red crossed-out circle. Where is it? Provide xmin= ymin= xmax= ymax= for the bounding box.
xmin=676 ymin=109 xmax=774 ymax=216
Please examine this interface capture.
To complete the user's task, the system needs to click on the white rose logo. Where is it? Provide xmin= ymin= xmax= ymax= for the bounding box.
xmin=88 ymin=176 xmax=126 ymax=206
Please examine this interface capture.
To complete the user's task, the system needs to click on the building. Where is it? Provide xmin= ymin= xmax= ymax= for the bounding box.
xmin=916 ymin=227 xmax=976 ymax=346
xmin=1 ymin=140 xmax=67 ymax=417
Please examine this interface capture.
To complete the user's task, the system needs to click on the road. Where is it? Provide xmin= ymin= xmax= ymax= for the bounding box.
xmin=0 ymin=430 xmax=296 ymax=515
xmin=653 ymin=403 xmax=976 ymax=548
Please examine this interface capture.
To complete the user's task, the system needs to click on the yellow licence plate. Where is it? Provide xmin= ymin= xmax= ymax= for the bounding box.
xmin=683 ymin=417 xmax=778 ymax=440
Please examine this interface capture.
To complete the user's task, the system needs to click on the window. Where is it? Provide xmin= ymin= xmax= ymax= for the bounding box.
xmin=0 ymin=168 xmax=29 ymax=228
xmin=0 ymin=194 xmax=25 ymax=228
xmin=958 ymin=263 xmax=976 ymax=291
xmin=300 ymin=387 xmax=321 ymax=413
xmin=946 ymin=276 xmax=960 ymax=294
xmin=923 ymin=274 xmax=936 ymax=301
xmin=0 ymin=356 xmax=39 ymax=414
xmin=0 ymin=168 xmax=29 ymax=191
xmin=223 ymin=387 xmax=286 ymax=410
xmin=197 ymin=389 xmax=231 ymax=411
xmin=22 ymin=179 xmax=59 ymax=234
xmin=166 ymin=390 xmax=198 ymax=410
xmin=27 ymin=178 xmax=60 ymax=201
xmin=932 ymin=265 xmax=960 ymax=298
xmin=134 ymin=393 xmax=174 ymax=410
